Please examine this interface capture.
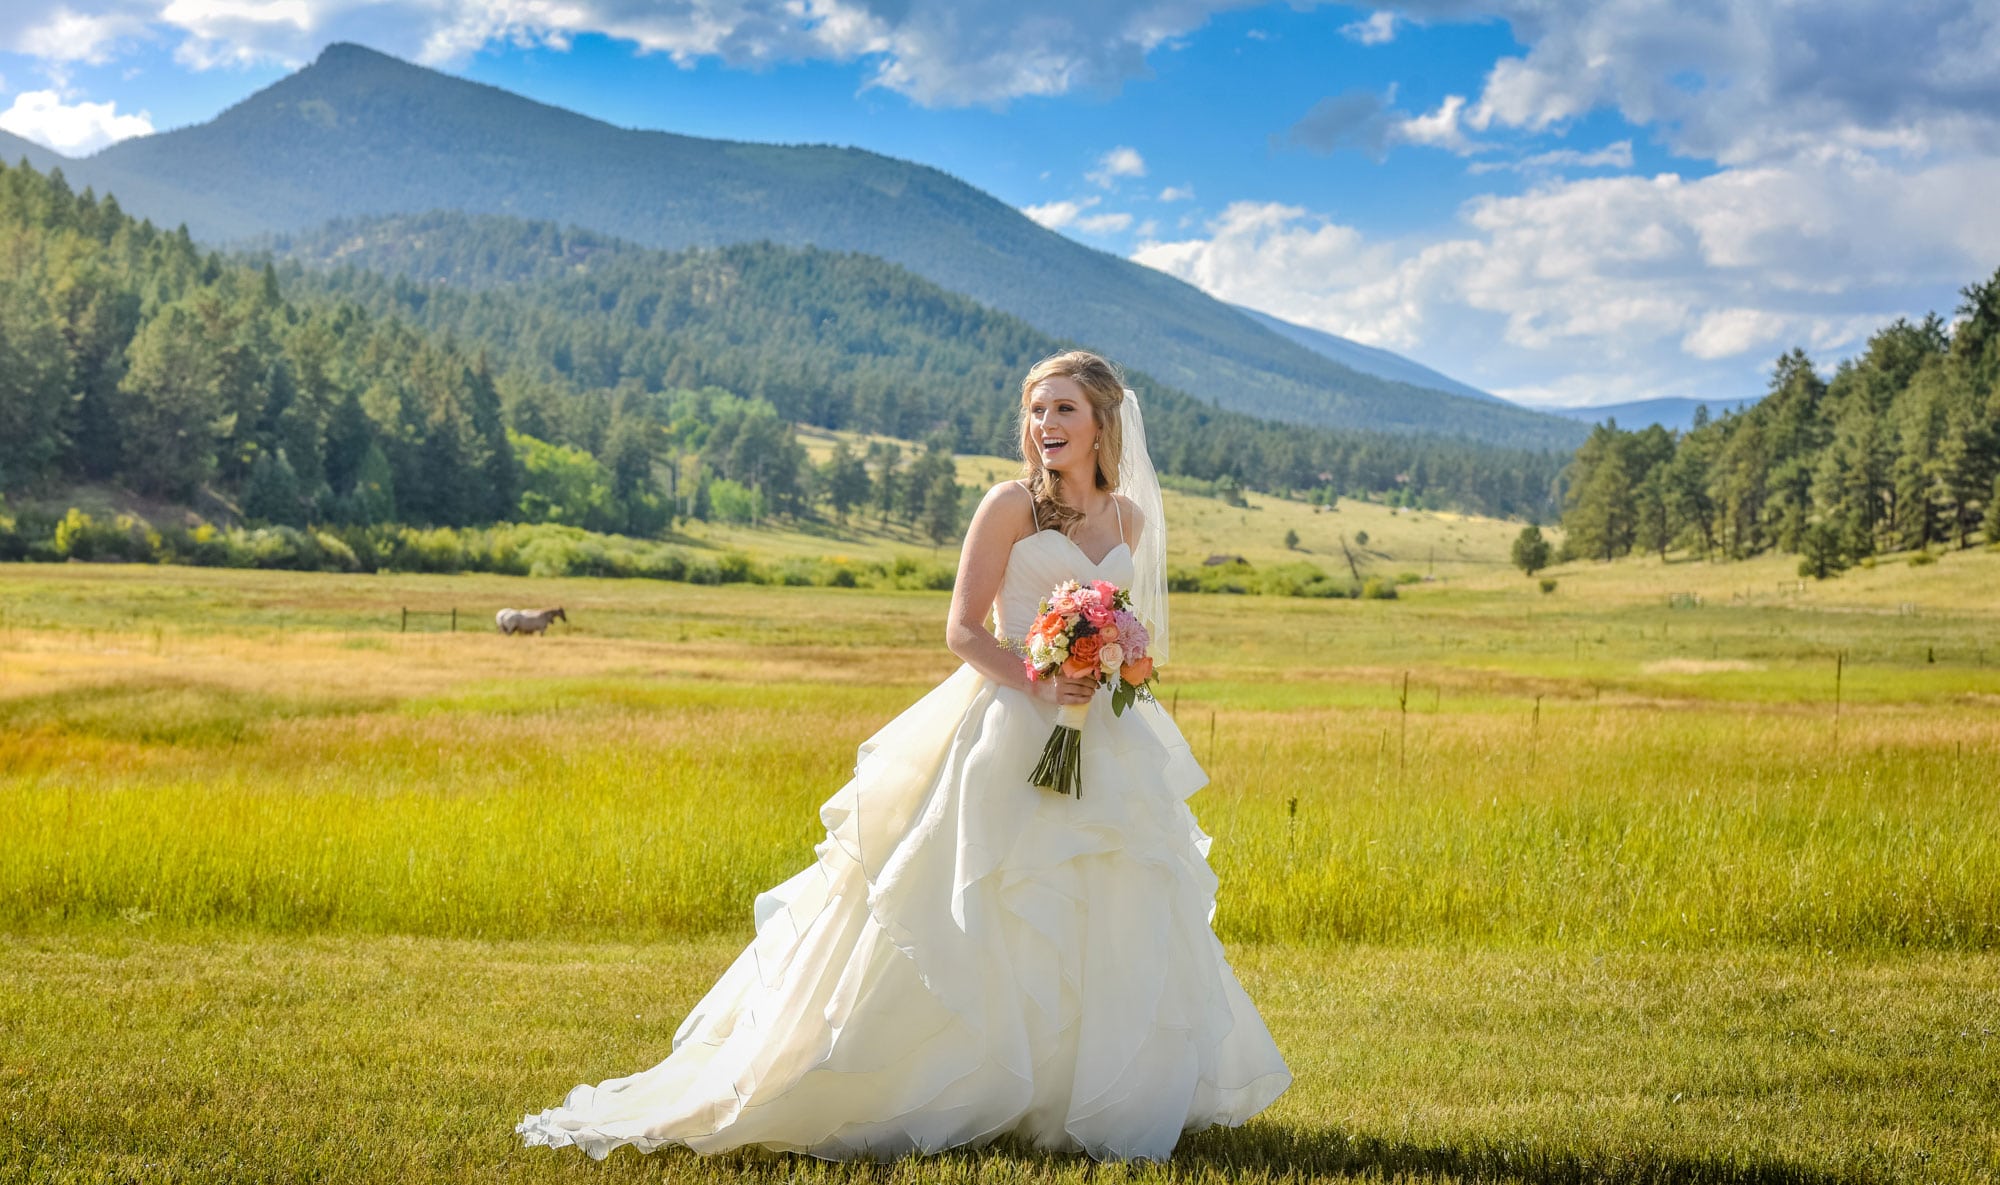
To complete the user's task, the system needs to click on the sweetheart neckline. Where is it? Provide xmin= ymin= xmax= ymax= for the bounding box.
xmin=1015 ymin=527 xmax=1132 ymax=570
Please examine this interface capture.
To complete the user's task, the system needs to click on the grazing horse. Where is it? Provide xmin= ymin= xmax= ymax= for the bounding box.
xmin=496 ymin=607 xmax=567 ymax=636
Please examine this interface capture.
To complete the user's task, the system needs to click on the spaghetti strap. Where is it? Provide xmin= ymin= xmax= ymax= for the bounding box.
xmin=1113 ymin=493 xmax=1124 ymax=542
xmin=1019 ymin=479 xmax=1039 ymax=531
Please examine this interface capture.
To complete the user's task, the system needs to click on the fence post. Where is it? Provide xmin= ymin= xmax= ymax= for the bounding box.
xmin=451 ymin=607 xmax=457 ymax=633
xmin=401 ymin=607 xmax=407 ymax=633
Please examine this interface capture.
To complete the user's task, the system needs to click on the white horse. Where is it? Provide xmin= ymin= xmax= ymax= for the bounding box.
xmin=496 ymin=607 xmax=567 ymax=636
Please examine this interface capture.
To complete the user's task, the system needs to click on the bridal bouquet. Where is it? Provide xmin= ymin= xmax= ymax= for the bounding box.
xmin=1022 ymin=579 xmax=1158 ymax=798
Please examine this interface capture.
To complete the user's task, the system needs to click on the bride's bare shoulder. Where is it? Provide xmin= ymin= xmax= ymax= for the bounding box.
xmin=970 ymin=479 xmax=1037 ymax=538
xmin=983 ymin=479 xmax=1034 ymax=516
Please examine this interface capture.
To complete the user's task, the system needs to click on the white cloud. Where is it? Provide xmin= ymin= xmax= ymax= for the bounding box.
xmin=1157 ymin=184 xmax=1193 ymax=201
xmin=1680 ymin=308 xmax=1792 ymax=361
xmin=1075 ymin=210 xmax=1134 ymax=234
xmin=162 ymin=0 xmax=315 ymax=68
xmin=1288 ymin=86 xmax=1487 ymax=159
xmin=6 ymin=6 xmax=148 ymax=64
xmin=1395 ymin=93 xmax=1477 ymax=153
xmin=0 ymin=87 xmax=154 ymax=153
xmin=0 ymin=1 xmax=1277 ymax=107
xmin=1339 ymin=11 xmax=1395 ymax=46
xmin=1022 ymin=195 xmax=1099 ymax=230
xmin=1467 ymin=139 xmax=1632 ymax=175
xmin=1134 ymin=152 xmax=2000 ymax=406
xmin=1427 ymin=0 xmax=2000 ymax=166
xmin=1086 ymin=144 xmax=1146 ymax=188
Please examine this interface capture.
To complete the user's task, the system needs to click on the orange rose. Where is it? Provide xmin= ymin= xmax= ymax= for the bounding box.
xmin=1119 ymin=656 xmax=1154 ymax=684
xmin=1062 ymin=656 xmax=1096 ymax=680
xmin=1070 ymin=633 xmax=1104 ymax=667
xmin=1099 ymin=623 xmax=1119 ymax=643
xmin=1034 ymin=611 xmax=1064 ymax=639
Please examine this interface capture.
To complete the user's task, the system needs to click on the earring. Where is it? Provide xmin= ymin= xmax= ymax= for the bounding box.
xmin=1093 ymin=442 xmax=1100 ymax=450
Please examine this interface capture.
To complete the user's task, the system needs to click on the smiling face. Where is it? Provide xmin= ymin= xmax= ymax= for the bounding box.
xmin=1023 ymin=375 xmax=1102 ymax=482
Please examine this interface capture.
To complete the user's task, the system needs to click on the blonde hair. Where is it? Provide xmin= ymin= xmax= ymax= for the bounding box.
xmin=1017 ymin=350 xmax=1125 ymax=536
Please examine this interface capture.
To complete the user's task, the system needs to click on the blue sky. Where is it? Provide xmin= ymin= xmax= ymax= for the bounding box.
xmin=3 ymin=1 xmax=1996 ymax=410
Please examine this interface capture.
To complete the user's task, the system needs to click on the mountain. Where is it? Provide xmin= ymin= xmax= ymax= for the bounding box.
xmin=1233 ymin=305 xmax=1502 ymax=405
xmin=254 ymin=209 xmax=1568 ymax=514
xmin=1541 ymin=396 xmax=1761 ymax=433
xmin=1 ymin=129 xmax=67 ymax=174
xmin=43 ymin=42 xmax=1583 ymax=451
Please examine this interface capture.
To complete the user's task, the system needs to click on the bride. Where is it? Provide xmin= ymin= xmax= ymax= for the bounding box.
xmin=516 ymin=350 xmax=1291 ymax=1162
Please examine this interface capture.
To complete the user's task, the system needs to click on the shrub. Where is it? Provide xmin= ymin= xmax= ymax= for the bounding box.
xmin=0 ymin=509 xmax=23 ymax=562
xmin=1511 ymin=524 xmax=1552 ymax=575
xmin=1539 ymin=578 xmax=1558 ymax=594
xmin=1360 ymin=577 xmax=1397 ymax=600
xmin=52 ymin=510 xmax=155 ymax=563
xmin=1908 ymin=551 xmax=1937 ymax=567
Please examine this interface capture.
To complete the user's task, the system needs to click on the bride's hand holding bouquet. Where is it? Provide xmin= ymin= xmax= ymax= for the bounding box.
xmin=1022 ymin=578 xmax=1158 ymax=797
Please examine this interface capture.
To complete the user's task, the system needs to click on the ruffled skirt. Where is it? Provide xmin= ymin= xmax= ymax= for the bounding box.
xmin=515 ymin=667 xmax=1291 ymax=1161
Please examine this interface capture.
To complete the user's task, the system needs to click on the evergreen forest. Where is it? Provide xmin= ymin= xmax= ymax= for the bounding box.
xmin=0 ymin=161 xmax=1562 ymax=555
xmin=1558 ymin=287 xmax=2000 ymax=575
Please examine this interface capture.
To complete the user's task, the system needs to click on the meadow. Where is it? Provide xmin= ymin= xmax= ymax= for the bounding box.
xmin=3 ymin=544 xmax=1998 ymax=1183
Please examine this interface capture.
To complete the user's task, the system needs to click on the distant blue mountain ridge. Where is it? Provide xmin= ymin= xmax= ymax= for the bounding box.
xmin=1232 ymin=301 xmax=1762 ymax=432
xmin=1540 ymin=396 xmax=1762 ymax=433
xmin=1232 ymin=305 xmax=1506 ymax=405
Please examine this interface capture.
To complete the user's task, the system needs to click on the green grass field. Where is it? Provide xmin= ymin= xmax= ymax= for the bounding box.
xmin=4 ymin=553 xmax=1998 ymax=1182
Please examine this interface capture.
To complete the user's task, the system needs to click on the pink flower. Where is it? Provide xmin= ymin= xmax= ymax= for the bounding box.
xmin=1112 ymin=610 xmax=1148 ymax=658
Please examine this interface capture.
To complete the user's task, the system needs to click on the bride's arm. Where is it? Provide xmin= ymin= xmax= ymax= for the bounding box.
xmin=946 ymin=483 xmax=1087 ymax=704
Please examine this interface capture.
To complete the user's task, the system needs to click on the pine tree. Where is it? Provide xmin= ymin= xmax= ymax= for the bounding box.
xmin=349 ymin=444 xmax=396 ymax=526
xmin=822 ymin=440 xmax=871 ymax=522
xmin=921 ymin=468 xmax=960 ymax=545
xmin=0 ymin=277 xmax=71 ymax=488
xmin=243 ymin=449 xmax=306 ymax=526
xmin=1797 ymin=521 xmax=1847 ymax=580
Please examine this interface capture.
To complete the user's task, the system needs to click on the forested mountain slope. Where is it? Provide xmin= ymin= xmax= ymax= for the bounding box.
xmin=265 ymin=210 xmax=1565 ymax=515
xmin=41 ymin=42 xmax=1582 ymax=450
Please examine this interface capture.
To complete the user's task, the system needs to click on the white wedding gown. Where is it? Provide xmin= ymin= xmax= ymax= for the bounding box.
xmin=516 ymin=528 xmax=1291 ymax=1161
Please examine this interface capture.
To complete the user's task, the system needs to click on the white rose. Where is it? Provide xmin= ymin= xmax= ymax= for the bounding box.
xmin=1099 ymin=642 xmax=1124 ymax=672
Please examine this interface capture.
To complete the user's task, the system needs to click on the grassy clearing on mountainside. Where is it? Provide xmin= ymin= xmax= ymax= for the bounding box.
xmin=3 ymin=556 xmax=1998 ymax=1182
xmin=706 ymin=435 xmax=1531 ymax=581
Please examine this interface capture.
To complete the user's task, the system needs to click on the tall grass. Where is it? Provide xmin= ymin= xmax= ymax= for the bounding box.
xmin=4 ymin=562 xmax=1996 ymax=949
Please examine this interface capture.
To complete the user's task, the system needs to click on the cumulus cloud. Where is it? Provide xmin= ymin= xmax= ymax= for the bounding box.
xmin=1134 ymin=152 xmax=2000 ymax=406
xmin=1288 ymin=86 xmax=1484 ymax=159
xmin=0 ymin=0 xmax=1277 ymax=107
xmin=1422 ymin=0 xmax=2000 ymax=165
xmin=1022 ymin=195 xmax=1099 ymax=230
xmin=1339 ymin=11 xmax=1395 ymax=46
xmin=1157 ymin=184 xmax=1193 ymax=201
xmin=0 ymin=87 xmax=154 ymax=153
xmin=1086 ymin=145 xmax=1146 ymax=188
xmin=4 ymin=6 xmax=149 ymax=63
